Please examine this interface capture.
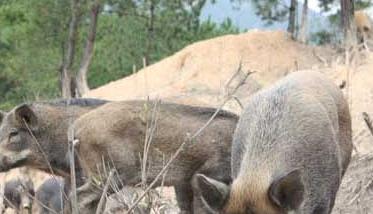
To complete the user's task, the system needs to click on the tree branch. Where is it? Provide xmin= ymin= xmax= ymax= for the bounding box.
xmin=363 ymin=112 xmax=373 ymax=137
xmin=61 ymin=0 xmax=81 ymax=98
xmin=76 ymin=0 xmax=101 ymax=97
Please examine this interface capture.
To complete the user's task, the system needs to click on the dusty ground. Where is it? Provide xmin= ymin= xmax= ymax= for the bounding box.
xmin=333 ymin=153 xmax=373 ymax=214
xmin=1 ymin=30 xmax=373 ymax=213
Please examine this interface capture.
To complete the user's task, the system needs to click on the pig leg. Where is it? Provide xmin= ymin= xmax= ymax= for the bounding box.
xmin=65 ymin=181 xmax=101 ymax=214
xmin=174 ymin=183 xmax=193 ymax=214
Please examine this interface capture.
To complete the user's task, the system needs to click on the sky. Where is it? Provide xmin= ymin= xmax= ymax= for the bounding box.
xmin=201 ymin=0 xmax=330 ymax=33
xmin=307 ymin=0 xmax=339 ymax=14
xmin=308 ymin=0 xmax=323 ymax=12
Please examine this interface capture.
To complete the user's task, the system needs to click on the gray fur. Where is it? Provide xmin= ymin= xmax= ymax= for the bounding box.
xmin=35 ymin=177 xmax=67 ymax=214
xmin=3 ymin=178 xmax=34 ymax=212
xmin=198 ymin=71 xmax=352 ymax=214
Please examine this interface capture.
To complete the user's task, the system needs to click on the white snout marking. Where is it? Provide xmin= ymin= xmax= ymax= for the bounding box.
xmin=7 ymin=149 xmax=32 ymax=163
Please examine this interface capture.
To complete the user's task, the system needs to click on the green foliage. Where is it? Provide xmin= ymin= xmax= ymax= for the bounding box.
xmin=310 ymin=30 xmax=334 ymax=45
xmin=0 ymin=0 xmax=240 ymax=110
xmin=251 ymin=0 xmax=288 ymax=25
xmin=355 ymin=0 xmax=373 ymax=10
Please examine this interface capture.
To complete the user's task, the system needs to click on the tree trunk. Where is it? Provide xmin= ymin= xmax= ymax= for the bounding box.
xmin=298 ymin=0 xmax=308 ymax=43
xmin=340 ymin=0 xmax=356 ymax=48
xmin=287 ymin=0 xmax=297 ymax=39
xmin=144 ymin=0 xmax=155 ymax=66
xmin=76 ymin=1 xmax=100 ymax=97
xmin=60 ymin=0 xmax=80 ymax=98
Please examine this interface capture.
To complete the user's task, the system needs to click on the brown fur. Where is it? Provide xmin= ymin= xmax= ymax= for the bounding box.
xmin=355 ymin=10 xmax=373 ymax=44
xmin=0 ymin=98 xmax=107 ymax=179
xmin=72 ymin=100 xmax=238 ymax=213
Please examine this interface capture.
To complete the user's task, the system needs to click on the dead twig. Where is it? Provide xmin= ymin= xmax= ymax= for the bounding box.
xmin=126 ymin=64 xmax=254 ymax=213
xmin=68 ymin=125 xmax=79 ymax=214
xmin=23 ymin=118 xmax=72 ymax=210
xmin=23 ymin=120 xmax=56 ymax=176
xmin=0 ymin=184 xmax=4 ymax=214
xmin=312 ymin=49 xmax=328 ymax=66
xmin=95 ymin=170 xmax=115 ymax=214
xmin=26 ymin=191 xmax=59 ymax=214
xmin=141 ymin=99 xmax=160 ymax=188
xmin=362 ymin=112 xmax=373 ymax=137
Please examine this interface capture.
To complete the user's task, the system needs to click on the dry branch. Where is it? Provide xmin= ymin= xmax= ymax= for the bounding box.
xmin=126 ymin=63 xmax=253 ymax=213
xmin=68 ymin=125 xmax=79 ymax=214
xmin=363 ymin=112 xmax=373 ymax=137
xmin=95 ymin=170 xmax=115 ymax=214
xmin=141 ymin=99 xmax=160 ymax=188
xmin=27 ymin=192 xmax=59 ymax=214
xmin=23 ymin=120 xmax=56 ymax=176
xmin=0 ymin=184 xmax=4 ymax=214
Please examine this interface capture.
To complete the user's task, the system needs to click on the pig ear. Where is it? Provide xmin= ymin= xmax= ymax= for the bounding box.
xmin=196 ymin=174 xmax=230 ymax=212
xmin=14 ymin=104 xmax=38 ymax=129
xmin=269 ymin=169 xmax=304 ymax=211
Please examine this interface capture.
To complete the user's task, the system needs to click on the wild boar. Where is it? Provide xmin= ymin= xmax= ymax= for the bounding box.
xmin=35 ymin=177 xmax=67 ymax=214
xmin=197 ymin=70 xmax=352 ymax=214
xmin=0 ymin=98 xmax=107 ymax=181
xmin=3 ymin=177 xmax=34 ymax=213
xmin=71 ymin=101 xmax=238 ymax=214
xmin=355 ymin=10 xmax=373 ymax=48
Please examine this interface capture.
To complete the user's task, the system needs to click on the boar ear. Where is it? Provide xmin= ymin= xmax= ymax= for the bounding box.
xmin=14 ymin=104 xmax=38 ymax=129
xmin=269 ymin=169 xmax=304 ymax=211
xmin=196 ymin=174 xmax=230 ymax=211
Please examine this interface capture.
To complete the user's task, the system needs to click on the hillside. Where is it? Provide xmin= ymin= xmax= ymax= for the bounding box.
xmin=85 ymin=30 xmax=336 ymax=108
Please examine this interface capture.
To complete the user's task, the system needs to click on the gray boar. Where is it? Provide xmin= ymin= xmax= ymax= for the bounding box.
xmin=71 ymin=100 xmax=238 ymax=214
xmin=197 ymin=71 xmax=352 ymax=214
xmin=3 ymin=177 xmax=34 ymax=213
xmin=0 ymin=98 xmax=107 ymax=180
xmin=35 ymin=177 xmax=67 ymax=214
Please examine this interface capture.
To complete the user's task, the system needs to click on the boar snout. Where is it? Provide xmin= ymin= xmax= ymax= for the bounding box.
xmin=0 ymin=150 xmax=30 ymax=172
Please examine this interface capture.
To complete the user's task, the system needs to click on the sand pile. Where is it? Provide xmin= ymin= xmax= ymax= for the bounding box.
xmin=85 ymin=30 xmax=336 ymax=111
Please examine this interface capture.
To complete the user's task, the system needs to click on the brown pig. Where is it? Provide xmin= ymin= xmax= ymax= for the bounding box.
xmin=71 ymin=101 xmax=238 ymax=214
xmin=0 ymin=98 xmax=107 ymax=180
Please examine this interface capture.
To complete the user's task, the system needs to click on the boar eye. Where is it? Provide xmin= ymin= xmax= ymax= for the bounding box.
xmin=9 ymin=130 xmax=19 ymax=138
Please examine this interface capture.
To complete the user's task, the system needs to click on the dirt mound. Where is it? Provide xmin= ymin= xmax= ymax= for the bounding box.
xmin=347 ymin=54 xmax=373 ymax=154
xmin=333 ymin=154 xmax=373 ymax=213
xmin=85 ymin=30 xmax=373 ymax=155
xmin=85 ymin=30 xmax=336 ymax=111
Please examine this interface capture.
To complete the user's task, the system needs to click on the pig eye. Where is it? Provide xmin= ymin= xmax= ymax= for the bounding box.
xmin=9 ymin=130 xmax=19 ymax=139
